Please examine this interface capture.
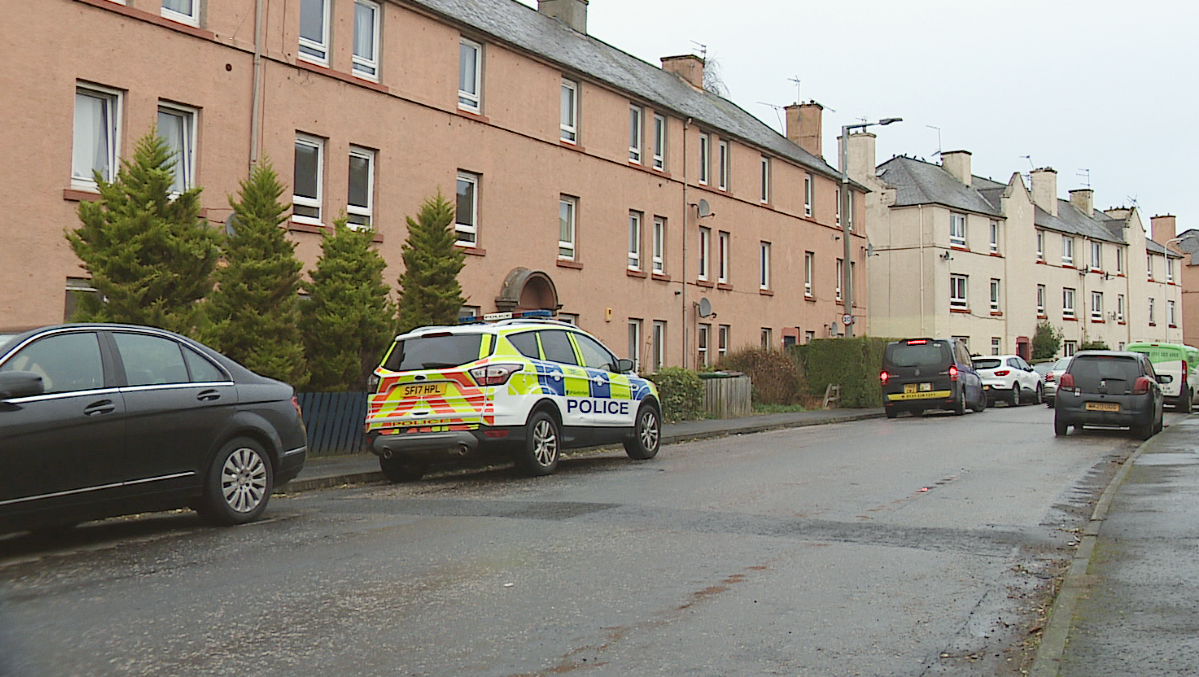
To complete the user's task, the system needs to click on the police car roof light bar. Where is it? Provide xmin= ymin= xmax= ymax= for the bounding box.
xmin=458 ymin=309 xmax=557 ymax=325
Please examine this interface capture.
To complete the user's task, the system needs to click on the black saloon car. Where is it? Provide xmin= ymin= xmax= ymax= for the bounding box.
xmin=0 ymin=324 xmax=307 ymax=534
xmin=1054 ymin=350 xmax=1165 ymax=439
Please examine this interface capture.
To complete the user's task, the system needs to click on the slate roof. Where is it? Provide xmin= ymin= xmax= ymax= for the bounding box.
xmin=1034 ymin=202 xmax=1124 ymax=244
xmin=875 ymin=156 xmax=1003 ymax=216
xmin=407 ymin=0 xmax=844 ymax=181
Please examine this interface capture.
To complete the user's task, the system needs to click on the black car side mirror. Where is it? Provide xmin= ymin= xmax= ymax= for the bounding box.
xmin=0 ymin=371 xmax=45 ymax=400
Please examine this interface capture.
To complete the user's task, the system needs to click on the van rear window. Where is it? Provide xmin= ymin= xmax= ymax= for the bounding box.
xmin=383 ymin=334 xmax=485 ymax=371
xmin=886 ymin=343 xmax=951 ymax=368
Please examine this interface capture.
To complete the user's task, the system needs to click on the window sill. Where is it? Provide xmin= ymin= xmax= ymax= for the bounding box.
xmin=1149 ymin=322 xmax=1157 ymax=327
xmin=75 ymin=0 xmax=216 ymax=39
xmin=62 ymin=188 xmax=101 ymax=202
xmin=1036 ymin=259 xmax=1047 ymax=264
xmin=556 ymin=259 xmax=583 ymax=270
xmin=990 ymin=252 xmax=1003 ymax=257
xmin=559 ymin=140 xmax=586 ymax=152
xmin=288 ymin=219 xmax=383 ymax=243
xmin=950 ymin=244 xmax=969 ymax=252
xmin=457 ymin=246 xmax=486 ymax=257
xmin=805 ymin=294 xmax=816 ymax=303
xmin=1063 ymin=316 xmax=1078 ymax=322
xmin=1170 ymin=324 xmax=1179 ymax=328
xmin=1118 ymin=321 xmax=1127 ymax=325
xmin=1037 ymin=314 xmax=1048 ymax=319
xmin=1091 ymin=318 xmax=1105 ymax=324
xmin=651 ymin=273 xmax=671 ymax=282
xmin=950 ymin=307 xmax=970 ymax=314
xmin=759 ymin=288 xmax=774 ymax=296
xmin=990 ymin=311 xmax=1003 ymax=317
xmin=695 ymin=279 xmax=715 ymax=289
xmin=293 ymin=58 xmax=390 ymax=94
xmin=456 ymin=109 xmax=490 ymax=123
xmin=716 ymin=283 xmax=733 ymax=291
xmin=626 ymin=269 xmax=648 ymax=279
xmin=1063 ymin=263 xmax=1076 ymax=269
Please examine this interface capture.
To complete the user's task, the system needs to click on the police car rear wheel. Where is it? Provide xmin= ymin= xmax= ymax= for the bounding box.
xmin=516 ymin=411 xmax=560 ymax=476
xmin=380 ymin=455 xmax=429 ymax=483
xmin=624 ymin=403 xmax=661 ymax=460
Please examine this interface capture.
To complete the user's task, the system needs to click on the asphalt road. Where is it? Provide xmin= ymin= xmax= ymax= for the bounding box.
xmin=0 ymin=404 xmax=1175 ymax=677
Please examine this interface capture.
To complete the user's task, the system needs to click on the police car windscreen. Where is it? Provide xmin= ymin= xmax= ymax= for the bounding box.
xmin=384 ymin=335 xmax=484 ymax=371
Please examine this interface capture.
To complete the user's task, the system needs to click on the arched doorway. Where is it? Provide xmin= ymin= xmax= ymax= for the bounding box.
xmin=495 ymin=267 xmax=561 ymax=313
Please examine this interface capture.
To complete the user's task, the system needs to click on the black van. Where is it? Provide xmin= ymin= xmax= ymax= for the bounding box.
xmin=880 ymin=338 xmax=987 ymax=418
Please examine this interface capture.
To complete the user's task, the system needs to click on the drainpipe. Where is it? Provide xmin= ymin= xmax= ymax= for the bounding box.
xmin=681 ymin=117 xmax=690 ymax=368
xmin=249 ymin=0 xmax=264 ymax=167
xmin=919 ymin=205 xmax=925 ymax=335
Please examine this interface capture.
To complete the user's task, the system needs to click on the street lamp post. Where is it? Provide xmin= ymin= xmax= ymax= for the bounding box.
xmin=840 ymin=117 xmax=901 ymax=337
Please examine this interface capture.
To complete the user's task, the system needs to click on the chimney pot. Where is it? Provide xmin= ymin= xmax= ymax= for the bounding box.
xmin=660 ymin=54 xmax=704 ymax=89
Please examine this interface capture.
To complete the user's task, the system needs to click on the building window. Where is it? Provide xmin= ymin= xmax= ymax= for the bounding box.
xmin=1168 ymin=259 xmax=1175 ymax=283
xmin=718 ymin=231 xmax=730 ymax=284
xmin=717 ymin=140 xmax=729 ymax=190
xmin=989 ymin=220 xmax=999 ymax=253
xmin=804 ymin=174 xmax=813 ymax=217
xmin=950 ymin=274 xmax=968 ymax=309
xmin=298 ymin=0 xmax=330 ymax=64
xmin=1062 ymin=236 xmax=1075 ymax=266
xmin=760 ymin=241 xmax=771 ymax=290
xmin=352 ymin=0 xmax=381 ymax=80
xmin=1148 ymin=255 xmax=1154 ymax=280
xmin=628 ymin=319 xmax=642 ymax=373
xmin=1063 ymin=288 xmax=1076 ymax=319
xmin=990 ymin=279 xmax=1001 ymax=313
xmin=759 ymin=156 xmax=771 ymax=203
xmin=652 ymin=114 xmax=666 ymax=170
xmin=1092 ymin=292 xmax=1103 ymax=321
xmin=157 ymin=103 xmax=195 ymax=195
xmin=697 ymin=226 xmax=711 ymax=281
xmin=162 ymin=0 xmax=200 ymax=26
xmin=804 ymin=251 xmax=814 ymax=296
xmin=1036 ymin=231 xmax=1044 ymax=261
xmin=991 ymin=337 xmax=1001 ymax=356
xmin=760 ymin=327 xmax=773 ymax=348
xmin=560 ymin=79 xmax=578 ymax=143
xmin=950 ymin=213 xmax=966 ymax=247
xmin=459 ymin=38 xmax=482 ymax=112
xmin=629 ymin=105 xmax=643 ymax=163
xmin=652 ymin=320 xmax=666 ymax=372
xmin=1037 ymin=284 xmax=1046 ymax=315
xmin=628 ymin=211 xmax=642 ymax=271
xmin=1063 ymin=340 xmax=1077 ymax=357
xmin=293 ymin=133 xmax=324 ymax=223
xmin=1091 ymin=241 xmax=1102 ymax=271
xmin=72 ymin=84 xmax=121 ymax=189
xmin=804 ymin=330 xmax=815 ymax=344
xmin=835 ymin=187 xmax=842 ymax=226
xmin=1149 ymin=297 xmax=1156 ymax=324
xmin=558 ymin=195 xmax=577 ymax=260
xmin=836 ymin=259 xmax=843 ymax=301
xmin=458 ymin=305 xmax=481 ymax=322
xmin=347 ymin=146 xmax=376 ymax=230
xmin=455 ymin=172 xmax=479 ymax=245
xmin=698 ymin=132 xmax=710 ymax=185
xmin=718 ymin=324 xmax=729 ymax=359
xmin=953 ymin=336 xmax=970 ymax=353
xmin=1117 ymin=247 xmax=1125 ymax=274
xmin=1169 ymin=300 xmax=1177 ymax=327
xmin=697 ymin=323 xmax=710 ymax=368
xmin=1117 ymin=294 xmax=1125 ymax=322
xmin=652 ymin=217 xmax=665 ymax=274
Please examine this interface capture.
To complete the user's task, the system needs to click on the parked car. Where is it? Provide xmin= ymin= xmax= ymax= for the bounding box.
xmin=1038 ymin=357 xmax=1072 ymax=407
xmin=974 ymin=354 xmax=1043 ymax=406
xmin=1054 ymin=350 xmax=1165 ymax=439
xmin=880 ymin=338 xmax=987 ymax=418
xmin=365 ymin=311 xmax=661 ymax=481
xmin=0 ymin=324 xmax=307 ymax=534
xmin=1125 ymin=342 xmax=1199 ymax=413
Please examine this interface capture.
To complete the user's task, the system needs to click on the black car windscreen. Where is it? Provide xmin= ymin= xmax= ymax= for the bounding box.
xmin=887 ymin=343 xmax=951 ymax=368
xmin=384 ymin=334 xmax=485 ymax=371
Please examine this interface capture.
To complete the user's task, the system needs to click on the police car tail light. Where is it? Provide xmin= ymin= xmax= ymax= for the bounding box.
xmin=879 ymin=370 xmax=889 ymax=385
xmin=470 ymin=363 xmax=523 ymax=386
xmin=948 ymin=365 xmax=959 ymax=381
xmin=367 ymin=373 xmax=381 ymax=391
xmin=1133 ymin=377 xmax=1152 ymax=395
xmin=994 ymin=370 xmax=1010 ymax=377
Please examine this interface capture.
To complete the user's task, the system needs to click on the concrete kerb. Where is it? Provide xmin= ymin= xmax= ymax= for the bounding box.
xmin=1028 ymin=430 xmax=1155 ymax=677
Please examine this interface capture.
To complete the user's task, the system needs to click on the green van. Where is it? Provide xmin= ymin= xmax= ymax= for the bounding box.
xmin=1125 ymin=342 xmax=1199 ymax=412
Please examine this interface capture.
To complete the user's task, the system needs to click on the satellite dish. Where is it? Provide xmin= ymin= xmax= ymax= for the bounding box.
xmin=697 ymin=297 xmax=713 ymax=318
xmin=225 ymin=213 xmax=239 ymax=237
xmin=697 ymin=199 xmax=714 ymax=218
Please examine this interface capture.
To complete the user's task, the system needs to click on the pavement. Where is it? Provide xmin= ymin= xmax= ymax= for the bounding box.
xmin=281 ymin=406 xmax=1199 ymax=675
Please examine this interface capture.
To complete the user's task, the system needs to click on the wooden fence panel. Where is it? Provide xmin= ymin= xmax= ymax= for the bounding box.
xmin=702 ymin=375 xmax=752 ymax=418
xmin=297 ymin=391 xmax=368 ymax=456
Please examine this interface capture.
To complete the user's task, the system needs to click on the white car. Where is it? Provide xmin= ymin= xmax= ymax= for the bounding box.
xmin=1038 ymin=357 xmax=1072 ymax=406
xmin=973 ymin=354 xmax=1043 ymax=406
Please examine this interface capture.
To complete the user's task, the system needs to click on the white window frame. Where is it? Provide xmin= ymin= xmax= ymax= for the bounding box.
xmin=697 ymin=323 xmax=710 ymax=368
xmin=628 ymin=319 xmax=642 ymax=373
xmin=991 ymin=337 xmax=1001 ymax=356
xmin=652 ymin=320 xmax=666 ymax=372
xmin=1117 ymin=294 xmax=1125 ymax=322
xmin=759 ymin=156 xmax=771 ymax=203
xmin=458 ymin=37 xmax=482 ymax=113
xmin=1091 ymin=291 xmax=1103 ymax=321
xmin=950 ymin=213 xmax=966 ymax=247
xmin=697 ymin=226 xmax=711 ymax=281
xmin=652 ymin=114 xmax=666 ymax=170
xmin=1170 ymin=300 xmax=1177 ymax=326
xmin=1036 ymin=230 xmax=1044 ymax=261
xmin=990 ymin=279 xmax=1000 ymax=313
xmin=161 ymin=0 xmax=200 ymax=26
xmin=804 ymin=251 xmax=814 ymax=297
xmin=760 ymin=241 xmax=771 ymax=290
xmin=1063 ymin=288 xmax=1076 ymax=319
xmin=558 ymin=195 xmax=577 ymax=260
xmin=717 ymin=140 xmax=729 ymax=190
xmin=1149 ymin=297 xmax=1156 ymax=324
xmin=628 ymin=104 xmax=643 ymax=163
xmin=72 ymin=83 xmax=122 ymax=190
xmin=1037 ymin=284 xmax=1046 ymax=315
xmin=652 ymin=217 xmax=665 ymax=274
xmin=352 ymin=0 xmax=381 ymax=81
xmin=1064 ymin=340 xmax=1077 ymax=357
xmin=760 ymin=327 xmax=773 ymax=348
xmin=628 ymin=211 xmax=642 ymax=271
xmin=1091 ymin=241 xmax=1102 ymax=271
xmin=950 ymin=274 xmax=968 ymax=309
xmin=298 ymin=0 xmax=330 ymax=65
xmin=347 ymin=146 xmax=376 ymax=231
xmin=1148 ymin=255 xmax=1154 ymax=280
xmin=1062 ymin=236 xmax=1075 ymax=266
xmin=560 ymin=79 xmax=578 ymax=143
xmin=718 ymin=324 xmax=729 ymax=359
xmin=156 ymin=102 xmax=196 ymax=195
xmin=804 ymin=173 xmax=813 ymax=217
xmin=292 ymin=133 xmax=324 ymax=224
xmin=836 ymin=187 xmax=842 ymax=226
xmin=455 ymin=171 xmax=479 ymax=245
xmin=1168 ymin=258 xmax=1175 ymax=283
xmin=718 ymin=231 xmax=730 ymax=284
xmin=989 ymin=220 xmax=999 ymax=253
xmin=836 ymin=259 xmax=843 ymax=301
xmin=1117 ymin=246 xmax=1125 ymax=274
xmin=698 ymin=132 xmax=710 ymax=185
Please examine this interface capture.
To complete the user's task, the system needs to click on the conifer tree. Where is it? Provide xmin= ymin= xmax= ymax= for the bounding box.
xmin=396 ymin=191 xmax=466 ymax=334
xmin=301 ymin=216 xmax=395 ymax=391
xmin=205 ymin=160 xmax=308 ymax=386
xmin=67 ymin=130 xmax=220 ymax=334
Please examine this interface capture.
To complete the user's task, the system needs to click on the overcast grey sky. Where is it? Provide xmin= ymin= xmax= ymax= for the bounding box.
xmin=519 ymin=0 xmax=1196 ymax=234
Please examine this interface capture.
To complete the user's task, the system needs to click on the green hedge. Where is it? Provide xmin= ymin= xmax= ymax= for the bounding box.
xmin=791 ymin=337 xmax=891 ymax=408
xmin=646 ymin=367 xmax=704 ymax=422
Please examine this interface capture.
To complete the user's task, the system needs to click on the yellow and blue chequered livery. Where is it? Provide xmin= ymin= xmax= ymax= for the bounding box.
xmin=364 ymin=315 xmax=662 ymax=481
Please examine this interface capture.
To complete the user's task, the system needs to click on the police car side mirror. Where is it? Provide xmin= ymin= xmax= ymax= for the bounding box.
xmin=616 ymin=358 xmax=635 ymax=374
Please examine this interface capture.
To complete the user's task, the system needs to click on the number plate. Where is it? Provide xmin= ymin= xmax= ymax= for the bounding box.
xmin=904 ymin=383 xmax=933 ymax=394
xmin=1085 ymin=401 xmax=1120 ymax=412
xmin=904 ymin=383 xmax=916 ymax=394
xmin=401 ymin=383 xmax=447 ymax=398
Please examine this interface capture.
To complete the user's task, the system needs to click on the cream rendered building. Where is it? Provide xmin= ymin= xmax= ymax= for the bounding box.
xmin=848 ymin=139 xmax=1182 ymax=357
xmin=0 ymin=0 xmax=868 ymax=371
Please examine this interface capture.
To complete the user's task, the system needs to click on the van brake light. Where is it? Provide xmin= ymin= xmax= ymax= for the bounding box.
xmin=880 ymin=371 xmax=889 ymax=384
xmin=949 ymin=365 xmax=959 ymax=381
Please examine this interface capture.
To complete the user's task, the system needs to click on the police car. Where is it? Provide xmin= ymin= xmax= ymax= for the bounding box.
xmin=364 ymin=311 xmax=662 ymax=481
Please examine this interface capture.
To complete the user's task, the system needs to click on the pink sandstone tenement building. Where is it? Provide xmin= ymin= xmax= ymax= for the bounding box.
xmin=1 ymin=0 xmax=866 ymax=371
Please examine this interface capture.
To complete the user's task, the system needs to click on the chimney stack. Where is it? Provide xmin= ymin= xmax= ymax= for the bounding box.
xmin=660 ymin=54 xmax=704 ymax=89
xmin=537 ymin=0 xmax=588 ymax=33
xmin=1069 ymin=189 xmax=1094 ymax=218
xmin=941 ymin=150 xmax=972 ymax=187
xmin=784 ymin=101 xmax=823 ymax=157
xmin=1030 ymin=168 xmax=1058 ymax=217
xmin=1152 ymin=214 xmax=1178 ymax=248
